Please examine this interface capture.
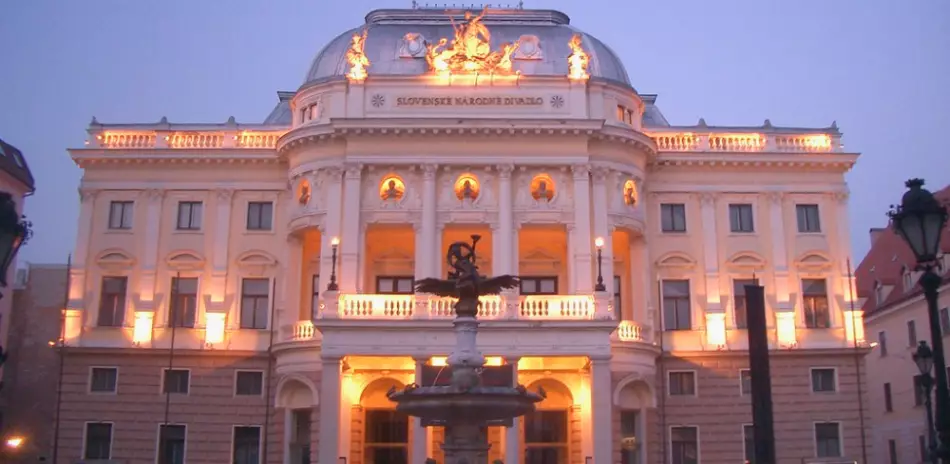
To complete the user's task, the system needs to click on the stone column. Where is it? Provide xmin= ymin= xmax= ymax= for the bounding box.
xmin=497 ymin=164 xmax=514 ymax=275
xmin=283 ymin=409 xmax=293 ymax=464
xmin=504 ymin=357 xmax=522 ymax=464
xmin=340 ymin=164 xmax=362 ymax=293
xmin=412 ymin=356 xmax=430 ymax=464
xmin=420 ymin=165 xmax=438 ymax=279
xmin=285 ymin=235 xmax=304 ymax=322
xmin=319 ymin=168 xmax=344 ymax=293
xmin=318 ymin=356 xmax=342 ymax=464
xmin=591 ymin=168 xmax=613 ymax=308
xmin=207 ymin=188 xmax=233 ymax=313
xmin=699 ymin=193 xmax=720 ymax=312
xmin=69 ymin=188 xmax=99 ymax=310
xmin=134 ymin=188 xmax=166 ymax=326
xmin=590 ymin=357 xmax=613 ymax=464
xmin=768 ymin=192 xmax=791 ymax=310
xmin=571 ymin=165 xmax=594 ymax=294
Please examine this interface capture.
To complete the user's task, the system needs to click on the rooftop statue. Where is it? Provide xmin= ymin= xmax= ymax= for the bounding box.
xmin=415 ymin=234 xmax=520 ymax=318
xmin=346 ymin=29 xmax=370 ymax=81
xmin=567 ymin=33 xmax=590 ymax=80
xmin=424 ymin=8 xmax=520 ymax=74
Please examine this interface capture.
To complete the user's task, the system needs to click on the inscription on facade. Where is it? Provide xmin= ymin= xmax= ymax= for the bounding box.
xmin=395 ymin=96 xmax=546 ymax=107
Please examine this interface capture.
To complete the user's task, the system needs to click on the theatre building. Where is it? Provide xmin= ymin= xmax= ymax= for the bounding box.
xmin=58 ymin=5 xmax=870 ymax=464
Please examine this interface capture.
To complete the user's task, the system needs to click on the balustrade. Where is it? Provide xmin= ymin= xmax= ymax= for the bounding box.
xmin=648 ymin=132 xmax=837 ymax=153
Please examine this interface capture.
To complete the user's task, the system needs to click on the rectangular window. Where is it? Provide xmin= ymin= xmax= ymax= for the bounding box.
xmin=668 ymin=371 xmax=696 ymax=396
xmin=729 ymin=203 xmax=755 ymax=233
xmin=941 ymin=308 xmax=950 ymax=334
xmin=168 ymin=277 xmax=198 ymax=328
xmin=739 ymin=369 xmax=752 ymax=396
xmin=811 ymin=368 xmax=836 ymax=393
xmin=914 ymin=374 xmax=926 ymax=406
xmin=670 ymin=426 xmax=698 ymax=464
xmin=802 ymin=279 xmax=831 ymax=329
xmin=908 ymin=320 xmax=918 ymax=346
xmin=520 ymin=276 xmax=558 ymax=295
xmin=888 ymin=439 xmax=897 ymax=464
xmin=162 ymin=369 xmax=190 ymax=394
xmin=376 ymin=276 xmax=415 ymax=295
xmin=743 ymin=424 xmax=755 ymax=464
xmin=246 ymin=201 xmax=273 ymax=231
xmin=879 ymin=331 xmax=888 ymax=357
xmin=660 ymin=203 xmax=687 ymax=232
xmin=108 ymin=201 xmax=134 ymax=230
xmin=884 ymin=383 xmax=893 ymax=412
xmin=796 ymin=204 xmax=821 ymax=233
xmin=83 ymin=423 xmax=113 ymax=459
xmin=233 ymin=426 xmax=262 ymax=464
xmin=733 ymin=278 xmax=759 ymax=329
xmin=236 ymin=371 xmax=264 ymax=396
xmin=158 ymin=424 xmax=187 ymax=464
xmin=89 ymin=367 xmax=118 ymax=393
xmin=240 ymin=278 xmax=270 ymax=330
xmin=176 ymin=201 xmax=203 ymax=230
xmin=97 ymin=276 xmax=128 ymax=327
xmin=662 ymin=280 xmax=691 ymax=331
xmin=814 ymin=422 xmax=842 ymax=457
xmin=613 ymin=275 xmax=622 ymax=316
xmin=311 ymin=274 xmax=320 ymax=320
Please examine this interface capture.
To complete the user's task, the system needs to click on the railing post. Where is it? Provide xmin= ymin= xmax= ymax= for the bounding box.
xmin=323 ymin=290 xmax=340 ymax=319
xmin=503 ymin=289 xmax=520 ymax=320
xmin=594 ymin=292 xmax=611 ymax=320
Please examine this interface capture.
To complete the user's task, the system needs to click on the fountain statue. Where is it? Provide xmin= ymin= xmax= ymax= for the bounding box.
xmin=388 ymin=235 xmax=545 ymax=464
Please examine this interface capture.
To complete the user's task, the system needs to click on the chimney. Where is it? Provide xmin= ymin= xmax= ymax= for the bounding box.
xmin=869 ymin=228 xmax=887 ymax=245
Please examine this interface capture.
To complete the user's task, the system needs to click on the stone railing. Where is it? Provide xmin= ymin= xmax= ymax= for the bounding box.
xmin=88 ymin=129 xmax=287 ymax=149
xmin=614 ymin=320 xmax=650 ymax=343
xmin=647 ymin=131 xmax=839 ymax=153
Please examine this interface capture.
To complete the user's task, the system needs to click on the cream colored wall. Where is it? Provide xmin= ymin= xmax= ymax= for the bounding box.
xmin=518 ymin=225 xmax=567 ymax=291
xmin=864 ymin=285 xmax=950 ymax=464
xmin=363 ymin=226 xmax=415 ymax=291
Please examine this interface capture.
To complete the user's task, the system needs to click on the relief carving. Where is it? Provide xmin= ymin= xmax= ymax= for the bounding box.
xmin=399 ymin=32 xmax=428 ymax=58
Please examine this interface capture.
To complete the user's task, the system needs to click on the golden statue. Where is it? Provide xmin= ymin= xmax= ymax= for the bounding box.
xmin=346 ymin=29 xmax=370 ymax=81
xmin=380 ymin=178 xmax=405 ymax=201
xmin=424 ymin=8 xmax=519 ymax=74
xmin=567 ymin=33 xmax=590 ymax=80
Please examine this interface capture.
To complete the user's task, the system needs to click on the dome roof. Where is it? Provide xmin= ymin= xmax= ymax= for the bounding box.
xmin=303 ymin=8 xmax=631 ymax=87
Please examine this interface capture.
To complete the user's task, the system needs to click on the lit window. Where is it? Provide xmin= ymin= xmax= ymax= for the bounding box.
xmin=802 ymin=279 xmax=830 ymax=329
xmin=240 ymin=278 xmax=270 ymax=330
xmin=97 ymin=277 xmax=128 ymax=327
xmin=662 ymin=280 xmax=691 ymax=331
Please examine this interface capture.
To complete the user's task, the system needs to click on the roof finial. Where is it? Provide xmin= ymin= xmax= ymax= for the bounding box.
xmin=697 ymin=117 xmax=707 ymax=127
xmin=412 ymin=0 xmax=418 ymax=8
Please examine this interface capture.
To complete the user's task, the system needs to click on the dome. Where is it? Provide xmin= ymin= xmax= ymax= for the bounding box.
xmin=303 ymin=8 xmax=631 ymax=87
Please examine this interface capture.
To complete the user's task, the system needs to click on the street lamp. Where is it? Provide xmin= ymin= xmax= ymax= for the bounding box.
xmin=916 ymin=340 xmax=938 ymax=464
xmin=0 ymin=191 xmax=31 ymax=293
xmin=889 ymin=178 xmax=950 ymax=462
xmin=594 ymin=237 xmax=605 ymax=292
xmin=327 ymin=237 xmax=340 ymax=291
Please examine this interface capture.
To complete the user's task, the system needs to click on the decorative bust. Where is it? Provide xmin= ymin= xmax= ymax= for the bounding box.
xmin=623 ymin=181 xmax=637 ymax=206
xmin=533 ymin=179 xmax=554 ymax=202
xmin=298 ymin=181 xmax=311 ymax=205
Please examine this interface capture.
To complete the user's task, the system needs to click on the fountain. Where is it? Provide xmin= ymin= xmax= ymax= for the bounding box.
xmin=387 ymin=235 xmax=545 ymax=464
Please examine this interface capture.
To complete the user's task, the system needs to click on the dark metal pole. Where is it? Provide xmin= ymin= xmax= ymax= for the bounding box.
xmin=847 ymin=258 xmax=870 ymax=464
xmin=921 ymin=268 xmax=950 ymax=462
xmin=327 ymin=243 xmax=339 ymax=291
xmin=51 ymin=255 xmax=71 ymax=464
xmin=745 ymin=284 xmax=776 ymax=464
xmin=921 ymin=374 xmax=938 ymax=463
xmin=594 ymin=246 xmax=605 ymax=292
xmin=163 ymin=272 xmax=181 ymax=426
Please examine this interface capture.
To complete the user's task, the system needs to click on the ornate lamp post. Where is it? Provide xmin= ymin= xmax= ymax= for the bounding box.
xmin=889 ymin=178 xmax=949 ymax=462
xmin=916 ymin=340 xmax=938 ymax=463
xmin=594 ymin=237 xmax=605 ymax=292
xmin=327 ymin=237 xmax=340 ymax=291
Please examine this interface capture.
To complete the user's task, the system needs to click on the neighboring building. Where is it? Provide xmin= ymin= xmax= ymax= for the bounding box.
xmin=856 ymin=185 xmax=950 ymax=464
xmin=0 ymin=264 xmax=69 ymax=462
xmin=60 ymin=5 xmax=868 ymax=464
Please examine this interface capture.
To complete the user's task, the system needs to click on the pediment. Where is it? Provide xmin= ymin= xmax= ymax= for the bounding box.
xmin=166 ymin=250 xmax=206 ymax=271
xmin=521 ymin=248 xmax=559 ymax=263
xmin=235 ymin=250 xmax=279 ymax=269
xmin=725 ymin=251 xmax=766 ymax=270
xmin=95 ymin=248 xmax=135 ymax=270
xmin=655 ymin=252 xmax=696 ymax=269
xmin=795 ymin=250 xmax=833 ymax=270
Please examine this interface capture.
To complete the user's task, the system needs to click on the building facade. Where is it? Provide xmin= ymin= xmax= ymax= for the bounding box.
xmin=60 ymin=6 xmax=869 ymax=464
xmin=856 ymin=187 xmax=950 ymax=464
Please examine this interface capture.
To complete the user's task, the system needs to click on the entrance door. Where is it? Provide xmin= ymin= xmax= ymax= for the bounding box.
xmin=364 ymin=409 xmax=409 ymax=464
xmin=620 ymin=410 xmax=639 ymax=464
xmin=524 ymin=409 xmax=569 ymax=464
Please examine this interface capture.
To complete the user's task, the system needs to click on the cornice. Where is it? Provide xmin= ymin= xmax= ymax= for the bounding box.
xmin=69 ymin=149 xmax=281 ymax=168
xmin=650 ymin=152 xmax=858 ymax=172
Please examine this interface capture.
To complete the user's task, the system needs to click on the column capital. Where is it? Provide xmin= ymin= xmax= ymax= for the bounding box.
xmin=422 ymin=163 xmax=439 ymax=179
xmin=141 ymin=188 xmax=166 ymax=203
xmin=699 ymin=192 xmax=719 ymax=206
xmin=589 ymin=355 xmax=612 ymax=364
xmin=831 ymin=190 xmax=849 ymax=203
xmin=321 ymin=355 xmax=344 ymax=363
xmin=571 ymin=164 xmax=590 ymax=180
xmin=214 ymin=188 xmax=235 ymax=202
xmin=590 ymin=165 xmax=610 ymax=182
xmin=322 ymin=165 xmax=344 ymax=178
xmin=344 ymin=163 xmax=363 ymax=179
xmin=78 ymin=187 xmax=100 ymax=203
xmin=766 ymin=191 xmax=785 ymax=204
xmin=412 ymin=355 xmax=430 ymax=363
xmin=496 ymin=164 xmax=514 ymax=178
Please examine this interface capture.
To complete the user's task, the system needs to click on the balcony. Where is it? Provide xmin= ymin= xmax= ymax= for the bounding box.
xmin=284 ymin=292 xmax=652 ymax=345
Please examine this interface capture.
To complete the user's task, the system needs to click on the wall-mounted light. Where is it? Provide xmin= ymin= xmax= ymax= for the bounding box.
xmin=205 ymin=313 xmax=226 ymax=345
xmin=132 ymin=311 xmax=154 ymax=344
xmin=705 ymin=313 xmax=727 ymax=348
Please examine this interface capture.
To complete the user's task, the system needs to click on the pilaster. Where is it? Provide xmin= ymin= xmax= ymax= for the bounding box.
xmin=591 ymin=167 xmax=613 ymax=298
xmin=571 ymin=165 xmax=594 ymax=294
xmin=209 ymin=188 xmax=233 ymax=308
xmin=699 ymin=193 xmax=721 ymax=311
xmin=138 ymin=188 xmax=166 ymax=305
xmin=319 ymin=168 xmax=343 ymax=293
xmin=340 ymin=164 xmax=362 ymax=293
xmin=318 ymin=356 xmax=342 ymax=464
xmin=422 ymin=164 xmax=438 ymax=279
xmin=496 ymin=164 xmax=514 ymax=275
xmin=285 ymin=235 xmax=304 ymax=323
xmin=590 ymin=357 xmax=613 ymax=464
xmin=69 ymin=187 xmax=99 ymax=308
xmin=412 ymin=356 xmax=431 ymax=464
xmin=768 ymin=192 xmax=792 ymax=310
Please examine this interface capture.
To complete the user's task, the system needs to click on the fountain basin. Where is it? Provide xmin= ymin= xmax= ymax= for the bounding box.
xmin=389 ymin=385 xmax=544 ymax=425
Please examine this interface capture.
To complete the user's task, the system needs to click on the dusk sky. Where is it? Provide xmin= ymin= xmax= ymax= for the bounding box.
xmin=2 ymin=0 xmax=948 ymax=266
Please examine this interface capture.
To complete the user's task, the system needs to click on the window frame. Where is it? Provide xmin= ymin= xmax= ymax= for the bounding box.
xmin=879 ymin=331 xmax=888 ymax=357
xmin=107 ymin=200 xmax=135 ymax=230
xmin=519 ymin=276 xmax=559 ymax=296
xmin=667 ymin=370 xmax=698 ymax=397
xmin=809 ymin=367 xmax=838 ymax=393
xmin=156 ymin=423 xmax=188 ymax=464
xmin=728 ymin=203 xmax=755 ymax=233
xmin=97 ymin=276 xmax=129 ymax=328
xmin=375 ymin=275 xmax=416 ymax=295
xmin=161 ymin=368 xmax=191 ymax=395
xmin=908 ymin=319 xmax=918 ymax=347
xmin=234 ymin=370 xmax=265 ymax=397
xmin=795 ymin=204 xmax=822 ymax=233
xmin=246 ymin=201 xmax=274 ymax=231
xmin=660 ymin=203 xmax=687 ymax=233
xmin=742 ymin=423 xmax=754 ymax=464
xmin=176 ymin=201 xmax=203 ymax=231
xmin=801 ymin=278 xmax=831 ymax=329
xmin=240 ymin=277 xmax=271 ymax=330
xmin=88 ymin=366 xmax=119 ymax=394
xmin=168 ymin=276 xmax=199 ymax=328
xmin=662 ymin=279 xmax=692 ymax=331
xmin=523 ymin=408 xmax=570 ymax=462
xmin=884 ymin=382 xmax=893 ymax=412
xmin=813 ymin=421 xmax=843 ymax=458
xmin=231 ymin=425 xmax=263 ymax=464
xmin=668 ymin=425 xmax=700 ymax=464
xmin=82 ymin=421 xmax=114 ymax=460
xmin=732 ymin=278 xmax=759 ymax=329
xmin=940 ymin=307 xmax=950 ymax=334
xmin=310 ymin=274 xmax=320 ymax=320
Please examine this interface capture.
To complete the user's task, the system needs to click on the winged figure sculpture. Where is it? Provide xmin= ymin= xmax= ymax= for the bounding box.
xmin=415 ymin=234 xmax=520 ymax=318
